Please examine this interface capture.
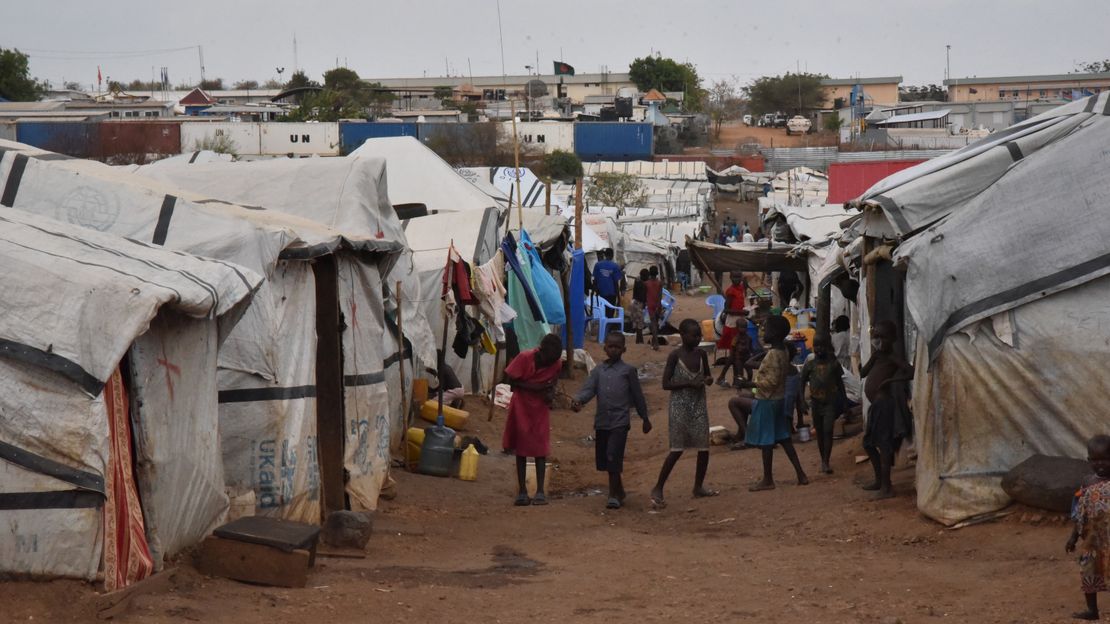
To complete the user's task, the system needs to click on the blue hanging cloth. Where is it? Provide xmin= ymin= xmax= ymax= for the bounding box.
xmin=501 ymin=232 xmax=545 ymax=322
xmin=519 ymin=229 xmax=566 ymax=325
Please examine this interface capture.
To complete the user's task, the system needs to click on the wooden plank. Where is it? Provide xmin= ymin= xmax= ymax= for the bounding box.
xmin=96 ymin=568 xmax=177 ymax=620
xmin=196 ymin=536 xmax=311 ymax=588
xmin=313 ymin=256 xmax=346 ymax=517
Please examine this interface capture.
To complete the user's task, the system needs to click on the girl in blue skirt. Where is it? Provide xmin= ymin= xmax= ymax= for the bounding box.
xmin=739 ymin=315 xmax=809 ymax=491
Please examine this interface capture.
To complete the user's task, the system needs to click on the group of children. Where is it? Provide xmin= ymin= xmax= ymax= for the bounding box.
xmin=499 ymin=305 xmax=915 ymax=510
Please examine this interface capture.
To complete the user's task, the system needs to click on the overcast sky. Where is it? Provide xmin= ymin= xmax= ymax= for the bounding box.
xmin=5 ymin=0 xmax=1109 ymax=90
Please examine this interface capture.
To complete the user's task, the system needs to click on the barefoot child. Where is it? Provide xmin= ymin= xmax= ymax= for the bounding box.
xmin=859 ymin=319 xmax=914 ymax=499
xmin=716 ymin=273 xmax=748 ymax=387
xmin=502 ymin=333 xmax=564 ymax=506
xmin=650 ymin=319 xmax=716 ymax=507
xmin=738 ymin=315 xmax=809 ymax=491
xmin=800 ymin=335 xmax=845 ymax=474
xmin=630 ymin=269 xmax=649 ymax=344
xmin=571 ymin=333 xmax=652 ymax=509
xmin=645 ymin=266 xmax=664 ymax=351
xmin=1066 ymin=434 xmax=1110 ymax=621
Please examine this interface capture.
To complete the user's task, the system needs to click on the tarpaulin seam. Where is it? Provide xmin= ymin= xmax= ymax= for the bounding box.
xmin=0 ymin=338 xmax=103 ymax=395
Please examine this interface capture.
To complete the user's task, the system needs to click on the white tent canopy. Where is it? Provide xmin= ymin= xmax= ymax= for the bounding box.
xmin=350 ymin=136 xmax=503 ymax=215
xmin=0 ymin=207 xmax=259 ymax=583
xmin=130 ymin=154 xmax=423 ymax=512
xmin=865 ymin=93 xmax=1110 ymax=524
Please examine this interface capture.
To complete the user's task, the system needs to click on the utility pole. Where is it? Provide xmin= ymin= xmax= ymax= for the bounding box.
xmin=198 ymin=46 xmax=206 ymax=84
xmin=946 ymin=45 xmax=953 ymax=102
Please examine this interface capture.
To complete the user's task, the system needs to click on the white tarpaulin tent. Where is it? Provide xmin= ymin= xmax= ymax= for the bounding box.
xmin=131 ymin=155 xmax=420 ymax=512
xmin=1 ymin=139 xmax=394 ymax=524
xmin=350 ymin=136 xmax=503 ymax=215
xmin=0 ymin=207 xmax=259 ymax=586
xmin=856 ymin=93 xmax=1110 ymax=524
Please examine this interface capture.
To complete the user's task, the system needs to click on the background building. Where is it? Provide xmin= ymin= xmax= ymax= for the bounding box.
xmin=944 ymin=72 xmax=1110 ymax=103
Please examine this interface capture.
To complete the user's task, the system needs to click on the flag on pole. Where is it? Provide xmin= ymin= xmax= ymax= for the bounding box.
xmin=97 ymin=66 xmax=102 ymax=87
xmin=553 ymin=61 xmax=574 ymax=76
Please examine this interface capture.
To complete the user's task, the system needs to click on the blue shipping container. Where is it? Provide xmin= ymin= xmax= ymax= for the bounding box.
xmin=339 ymin=121 xmax=417 ymax=153
xmin=573 ymin=122 xmax=653 ymax=162
xmin=16 ymin=121 xmax=97 ymax=158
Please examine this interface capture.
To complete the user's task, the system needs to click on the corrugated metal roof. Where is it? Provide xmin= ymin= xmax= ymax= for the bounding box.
xmin=821 ymin=76 xmax=903 ymax=86
xmin=877 ymin=109 xmax=950 ymax=125
xmin=944 ymin=72 xmax=1110 ymax=86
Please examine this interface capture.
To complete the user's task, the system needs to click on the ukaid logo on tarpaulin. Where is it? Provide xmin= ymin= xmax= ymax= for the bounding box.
xmin=255 ymin=437 xmax=320 ymax=508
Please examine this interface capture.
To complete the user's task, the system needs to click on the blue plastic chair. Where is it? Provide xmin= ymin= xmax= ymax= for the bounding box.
xmin=705 ymin=294 xmax=725 ymax=318
xmin=660 ymin=289 xmax=676 ymax=326
xmin=588 ymin=294 xmax=625 ymax=342
xmin=643 ymin=289 xmax=677 ymax=327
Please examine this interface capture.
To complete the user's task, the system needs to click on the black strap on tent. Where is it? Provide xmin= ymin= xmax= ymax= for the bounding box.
xmin=0 ymin=338 xmax=103 ymax=396
xmin=343 ymin=372 xmax=386 ymax=387
xmin=0 ymin=440 xmax=105 ymax=494
xmin=188 ymin=151 xmax=201 ymax=164
xmin=1103 ymin=93 xmax=1110 ymax=116
xmin=218 ymin=385 xmax=317 ymax=403
xmin=1005 ymin=142 xmax=1024 ymax=162
xmin=1 ymin=153 xmax=29 ymax=207
xmin=0 ymin=490 xmax=102 ymax=510
xmin=1084 ymin=95 xmax=1099 ymax=113
xmin=151 ymin=194 xmax=177 ymax=246
xmin=872 ymin=194 xmax=913 ymax=235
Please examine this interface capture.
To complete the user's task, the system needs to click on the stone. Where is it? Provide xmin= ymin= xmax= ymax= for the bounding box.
xmin=321 ymin=510 xmax=374 ymax=550
xmin=1001 ymin=454 xmax=1089 ymax=513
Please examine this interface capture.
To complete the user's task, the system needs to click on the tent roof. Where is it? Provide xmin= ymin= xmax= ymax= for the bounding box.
xmin=0 ymin=209 xmax=259 ymax=394
xmin=686 ymin=238 xmax=808 ymax=274
xmin=132 ymin=155 xmax=406 ymax=256
xmin=876 ymin=109 xmax=950 ymax=125
xmin=881 ymin=93 xmax=1110 ymax=359
xmin=349 ymin=136 xmax=505 ymax=214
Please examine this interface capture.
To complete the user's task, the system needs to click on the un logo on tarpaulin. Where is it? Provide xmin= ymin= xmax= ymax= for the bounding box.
xmin=58 ymin=186 xmax=120 ymax=231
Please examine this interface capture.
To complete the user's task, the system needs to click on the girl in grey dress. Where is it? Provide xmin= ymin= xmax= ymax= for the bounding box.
xmin=650 ymin=319 xmax=718 ymax=508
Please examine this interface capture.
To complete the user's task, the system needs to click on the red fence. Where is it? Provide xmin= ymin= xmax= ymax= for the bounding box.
xmin=827 ymin=160 xmax=924 ymax=203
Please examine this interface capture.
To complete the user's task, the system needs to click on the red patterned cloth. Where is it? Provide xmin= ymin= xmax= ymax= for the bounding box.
xmin=102 ymin=368 xmax=154 ymax=591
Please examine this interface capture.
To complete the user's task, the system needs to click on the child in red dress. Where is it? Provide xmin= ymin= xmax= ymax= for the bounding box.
xmin=502 ymin=334 xmax=564 ymax=506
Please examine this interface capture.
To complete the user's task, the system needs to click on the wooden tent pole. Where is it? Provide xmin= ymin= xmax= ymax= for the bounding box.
xmin=396 ymin=281 xmax=409 ymax=450
xmin=437 ymin=242 xmax=455 ymax=427
xmin=545 ymin=180 xmax=551 ymax=216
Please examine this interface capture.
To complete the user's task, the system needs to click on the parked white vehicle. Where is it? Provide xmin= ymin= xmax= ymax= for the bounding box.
xmin=785 ymin=115 xmax=812 ymax=135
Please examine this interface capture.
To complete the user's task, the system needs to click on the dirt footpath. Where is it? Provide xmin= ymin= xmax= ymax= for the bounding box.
xmin=0 ymin=295 xmax=1082 ymax=624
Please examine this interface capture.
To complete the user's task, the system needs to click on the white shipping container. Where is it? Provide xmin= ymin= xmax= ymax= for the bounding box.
xmin=501 ymin=121 xmax=575 ymax=154
xmin=259 ymin=122 xmax=340 ymax=156
xmin=180 ymin=121 xmax=261 ymax=156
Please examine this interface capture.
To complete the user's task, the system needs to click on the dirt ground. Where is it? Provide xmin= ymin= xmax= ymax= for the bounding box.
xmin=2 ymin=293 xmax=1083 ymax=623
xmin=710 ymin=121 xmax=839 ymax=151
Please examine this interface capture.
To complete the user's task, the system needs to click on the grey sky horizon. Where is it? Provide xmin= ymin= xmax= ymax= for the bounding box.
xmin=4 ymin=0 xmax=1109 ymax=91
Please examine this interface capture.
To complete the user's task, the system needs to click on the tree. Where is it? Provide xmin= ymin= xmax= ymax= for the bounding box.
xmin=1075 ymin=59 xmax=1110 ymax=73
xmin=199 ymin=77 xmax=224 ymax=90
xmin=628 ymin=54 xmax=706 ymax=111
xmin=285 ymin=70 xmax=318 ymax=90
xmin=0 ymin=48 xmax=46 ymax=101
xmin=541 ymin=150 xmax=583 ymax=182
xmin=586 ymin=172 xmax=647 ymax=215
xmin=744 ymin=72 xmax=828 ymax=116
xmin=63 ymin=81 xmax=83 ymax=91
xmin=263 ymin=78 xmax=283 ymax=89
xmin=823 ymin=114 xmax=844 ymax=133
xmin=899 ymin=84 xmax=946 ymax=102
xmin=234 ymin=79 xmax=259 ymax=90
xmin=707 ymin=78 xmax=745 ymax=141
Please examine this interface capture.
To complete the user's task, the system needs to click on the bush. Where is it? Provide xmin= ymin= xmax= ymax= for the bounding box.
xmin=541 ymin=149 xmax=582 ymax=182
